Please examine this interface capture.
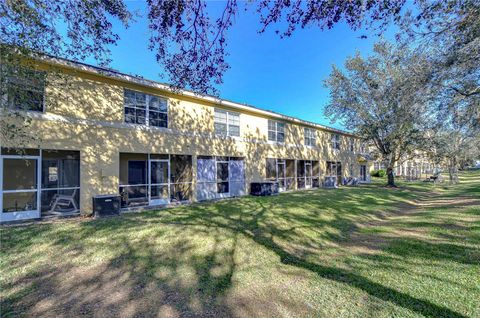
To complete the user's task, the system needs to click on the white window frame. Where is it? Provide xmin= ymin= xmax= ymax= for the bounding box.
xmin=304 ymin=128 xmax=316 ymax=147
xmin=214 ymin=108 xmax=240 ymax=137
xmin=216 ymin=157 xmax=230 ymax=195
xmin=148 ymin=157 xmax=170 ymax=205
xmin=121 ymin=155 xmax=171 ymax=207
xmin=276 ymin=159 xmax=287 ymax=191
xmin=123 ymin=89 xmax=168 ymax=128
xmin=0 ymin=149 xmax=80 ymax=222
xmin=331 ymin=134 xmax=341 ymax=150
xmin=268 ymin=120 xmax=285 ymax=143
xmin=0 ymin=154 xmax=42 ymax=222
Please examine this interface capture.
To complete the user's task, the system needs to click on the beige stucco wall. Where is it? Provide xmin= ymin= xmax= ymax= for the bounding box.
xmin=2 ymin=63 xmax=371 ymax=215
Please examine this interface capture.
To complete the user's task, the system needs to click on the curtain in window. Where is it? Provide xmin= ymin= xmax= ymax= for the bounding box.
xmin=197 ymin=156 xmax=216 ymax=201
xmin=197 ymin=157 xmax=216 ymax=182
xmin=229 ymin=158 xmax=244 ymax=181
xmin=229 ymin=158 xmax=245 ymax=196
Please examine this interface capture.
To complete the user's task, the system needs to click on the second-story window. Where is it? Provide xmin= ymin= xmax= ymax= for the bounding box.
xmin=349 ymin=138 xmax=355 ymax=152
xmin=124 ymin=89 xmax=168 ymax=128
xmin=3 ymin=66 xmax=45 ymax=112
xmin=214 ymin=109 xmax=240 ymax=137
xmin=360 ymin=142 xmax=366 ymax=153
xmin=331 ymin=134 xmax=341 ymax=150
xmin=268 ymin=120 xmax=285 ymax=143
xmin=304 ymin=128 xmax=316 ymax=146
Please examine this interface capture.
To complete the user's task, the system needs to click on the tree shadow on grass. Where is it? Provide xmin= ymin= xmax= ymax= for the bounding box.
xmin=1 ymin=185 xmax=475 ymax=317
xmin=164 ymin=198 xmax=469 ymax=318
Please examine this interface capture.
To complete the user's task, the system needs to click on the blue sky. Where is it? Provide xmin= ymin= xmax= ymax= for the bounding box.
xmin=98 ymin=1 xmax=394 ymax=130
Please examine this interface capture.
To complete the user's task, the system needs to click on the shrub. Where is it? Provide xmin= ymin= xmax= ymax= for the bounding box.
xmin=371 ymin=169 xmax=386 ymax=178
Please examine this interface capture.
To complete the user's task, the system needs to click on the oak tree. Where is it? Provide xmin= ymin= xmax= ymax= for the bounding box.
xmin=324 ymin=41 xmax=433 ymax=186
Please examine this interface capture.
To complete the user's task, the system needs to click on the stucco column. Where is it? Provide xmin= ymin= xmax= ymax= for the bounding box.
xmin=191 ymin=154 xmax=197 ymax=202
xmin=80 ymin=145 xmax=119 ymax=215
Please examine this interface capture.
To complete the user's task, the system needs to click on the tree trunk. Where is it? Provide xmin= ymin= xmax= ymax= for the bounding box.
xmin=386 ymin=166 xmax=396 ymax=187
xmin=449 ymin=158 xmax=459 ymax=184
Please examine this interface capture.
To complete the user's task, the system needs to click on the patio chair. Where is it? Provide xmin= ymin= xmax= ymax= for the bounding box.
xmin=48 ymin=189 xmax=79 ymax=214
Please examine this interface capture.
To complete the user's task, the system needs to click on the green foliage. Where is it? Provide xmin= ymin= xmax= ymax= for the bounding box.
xmin=324 ymin=41 xmax=432 ymax=186
xmin=371 ymin=169 xmax=386 ymax=178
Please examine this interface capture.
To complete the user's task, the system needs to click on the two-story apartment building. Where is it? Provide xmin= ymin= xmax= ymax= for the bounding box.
xmin=0 ymin=57 xmax=371 ymax=222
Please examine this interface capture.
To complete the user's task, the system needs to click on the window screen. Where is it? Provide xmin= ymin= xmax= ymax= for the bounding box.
xmin=266 ymin=158 xmax=277 ymax=180
xmin=170 ymin=155 xmax=193 ymax=183
xmin=128 ymin=161 xmax=147 ymax=184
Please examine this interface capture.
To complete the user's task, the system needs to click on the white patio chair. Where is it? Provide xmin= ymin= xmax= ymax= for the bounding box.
xmin=49 ymin=189 xmax=79 ymax=214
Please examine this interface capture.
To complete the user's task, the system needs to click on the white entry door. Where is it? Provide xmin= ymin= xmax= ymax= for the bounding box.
xmin=305 ymin=161 xmax=313 ymax=189
xmin=149 ymin=160 xmax=170 ymax=205
xmin=1 ymin=156 xmax=41 ymax=222
xmin=277 ymin=160 xmax=286 ymax=191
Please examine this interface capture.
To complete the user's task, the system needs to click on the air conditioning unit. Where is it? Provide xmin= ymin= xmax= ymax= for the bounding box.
xmin=324 ymin=176 xmax=338 ymax=188
xmin=250 ymin=182 xmax=279 ymax=196
xmin=93 ymin=194 xmax=121 ymax=218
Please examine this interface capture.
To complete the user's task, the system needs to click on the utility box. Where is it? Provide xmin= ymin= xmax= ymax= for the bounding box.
xmin=250 ymin=182 xmax=279 ymax=196
xmin=93 ymin=195 xmax=121 ymax=218
xmin=324 ymin=176 xmax=338 ymax=188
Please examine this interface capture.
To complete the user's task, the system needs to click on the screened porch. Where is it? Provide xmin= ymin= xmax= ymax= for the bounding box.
xmin=118 ymin=153 xmax=193 ymax=208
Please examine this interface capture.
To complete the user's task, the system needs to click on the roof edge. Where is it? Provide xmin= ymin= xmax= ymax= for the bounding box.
xmin=39 ymin=55 xmax=356 ymax=137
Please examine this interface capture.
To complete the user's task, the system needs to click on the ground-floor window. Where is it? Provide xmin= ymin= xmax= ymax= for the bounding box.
xmin=1 ymin=148 xmax=80 ymax=222
xmin=297 ymin=160 xmax=320 ymax=189
xmin=326 ymin=161 xmax=342 ymax=185
xmin=119 ymin=153 xmax=193 ymax=208
xmin=266 ymin=158 xmax=295 ymax=191
xmin=197 ymin=156 xmax=245 ymax=200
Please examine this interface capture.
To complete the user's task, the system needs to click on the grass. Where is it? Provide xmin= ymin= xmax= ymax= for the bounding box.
xmin=1 ymin=170 xmax=479 ymax=317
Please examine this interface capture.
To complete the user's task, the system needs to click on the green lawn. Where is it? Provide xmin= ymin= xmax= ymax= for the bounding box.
xmin=1 ymin=170 xmax=479 ymax=317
